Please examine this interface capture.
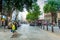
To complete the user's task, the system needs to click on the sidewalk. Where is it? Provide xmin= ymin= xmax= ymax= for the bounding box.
xmin=41 ymin=30 xmax=60 ymax=40
xmin=43 ymin=25 xmax=60 ymax=35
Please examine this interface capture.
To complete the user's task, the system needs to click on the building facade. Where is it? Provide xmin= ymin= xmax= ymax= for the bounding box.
xmin=57 ymin=12 xmax=60 ymax=25
xmin=44 ymin=12 xmax=60 ymax=25
xmin=44 ymin=13 xmax=52 ymax=23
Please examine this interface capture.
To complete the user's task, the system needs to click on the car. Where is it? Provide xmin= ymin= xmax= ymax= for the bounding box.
xmin=30 ymin=22 xmax=35 ymax=26
xmin=30 ymin=22 xmax=38 ymax=26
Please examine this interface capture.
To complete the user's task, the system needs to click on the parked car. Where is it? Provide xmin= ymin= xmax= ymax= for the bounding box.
xmin=30 ymin=22 xmax=35 ymax=26
xmin=30 ymin=20 xmax=42 ymax=26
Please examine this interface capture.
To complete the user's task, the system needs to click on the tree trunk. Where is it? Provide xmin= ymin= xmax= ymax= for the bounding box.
xmin=51 ymin=13 xmax=54 ymax=32
xmin=0 ymin=0 xmax=2 ymax=12
xmin=47 ymin=24 xmax=48 ymax=31
xmin=7 ymin=11 xmax=12 ymax=19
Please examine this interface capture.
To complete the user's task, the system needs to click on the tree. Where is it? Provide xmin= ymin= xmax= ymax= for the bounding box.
xmin=26 ymin=12 xmax=33 ymax=22
xmin=2 ymin=0 xmax=37 ymax=16
xmin=43 ymin=0 xmax=58 ymax=32
xmin=26 ymin=3 xmax=41 ymax=23
xmin=0 ymin=0 xmax=2 ymax=14
xmin=2 ymin=0 xmax=38 ymax=22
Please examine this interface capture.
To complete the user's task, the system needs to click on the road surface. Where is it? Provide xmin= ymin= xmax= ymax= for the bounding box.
xmin=0 ymin=24 xmax=60 ymax=40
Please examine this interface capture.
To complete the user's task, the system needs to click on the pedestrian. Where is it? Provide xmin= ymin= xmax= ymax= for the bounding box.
xmin=3 ymin=20 xmax=8 ymax=32
xmin=14 ymin=22 xmax=18 ymax=33
xmin=58 ymin=21 xmax=60 ymax=29
xmin=2 ymin=20 xmax=6 ymax=32
xmin=53 ymin=22 xmax=55 ymax=26
xmin=11 ymin=23 xmax=16 ymax=38
xmin=11 ymin=22 xmax=18 ymax=38
xmin=5 ymin=19 xmax=8 ymax=29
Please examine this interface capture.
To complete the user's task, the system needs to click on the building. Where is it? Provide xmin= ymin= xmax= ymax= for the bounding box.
xmin=44 ymin=12 xmax=60 ymax=25
xmin=57 ymin=12 xmax=60 ymax=21
xmin=44 ymin=13 xmax=52 ymax=23
xmin=57 ymin=12 xmax=60 ymax=25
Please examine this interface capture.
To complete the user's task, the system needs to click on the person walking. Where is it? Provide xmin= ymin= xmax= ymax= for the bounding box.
xmin=2 ymin=20 xmax=5 ymax=31
xmin=5 ymin=19 xmax=8 ymax=29
xmin=11 ymin=22 xmax=18 ymax=38
xmin=11 ymin=23 xmax=16 ymax=38
xmin=58 ymin=20 xmax=60 ymax=29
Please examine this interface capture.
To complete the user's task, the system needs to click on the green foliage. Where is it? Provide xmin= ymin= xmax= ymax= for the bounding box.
xmin=43 ymin=0 xmax=58 ymax=13
xmin=26 ymin=12 xmax=38 ymax=22
xmin=43 ymin=0 xmax=60 ymax=23
xmin=2 ymin=0 xmax=37 ymax=13
xmin=32 ymin=3 xmax=41 ymax=15
xmin=26 ymin=3 xmax=41 ymax=22
xmin=26 ymin=13 xmax=33 ymax=22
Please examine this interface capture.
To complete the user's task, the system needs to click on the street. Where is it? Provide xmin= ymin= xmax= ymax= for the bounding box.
xmin=1 ymin=0 xmax=60 ymax=40
xmin=0 ymin=24 xmax=60 ymax=40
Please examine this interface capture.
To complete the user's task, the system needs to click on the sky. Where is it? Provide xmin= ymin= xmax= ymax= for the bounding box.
xmin=12 ymin=0 xmax=47 ymax=21
xmin=37 ymin=0 xmax=47 ymax=19
xmin=37 ymin=0 xmax=45 ymax=19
